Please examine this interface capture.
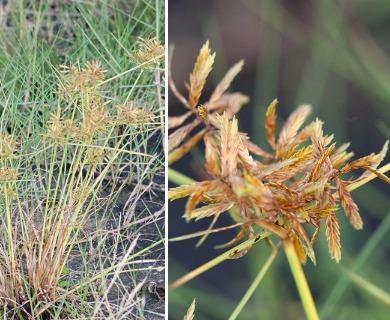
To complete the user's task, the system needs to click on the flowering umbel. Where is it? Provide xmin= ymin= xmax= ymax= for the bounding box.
xmin=132 ymin=36 xmax=165 ymax=69
xmin=168 ymin=42 xmax=390 ymax=263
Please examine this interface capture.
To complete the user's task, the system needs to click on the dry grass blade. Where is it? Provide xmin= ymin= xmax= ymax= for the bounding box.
xmin=209 ymin=60 xmax=244 ymax=104
xmin=188 ymin=41 xmax=216 ymax=109
xmin=252 ymin=218 xmax=289 ymax=239
xmin=325 ymin=213 xmax=341 ymax=262
xmin=336 ymin=177 xmax=363 ymax=229
xmin=265 ymin=99 xmax=278 ymax=150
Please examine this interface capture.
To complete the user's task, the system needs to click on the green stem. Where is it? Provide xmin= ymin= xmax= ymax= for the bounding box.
xmin=229 ymin=248 xmax=278 ymax=320
xmin=168 ymin=167 xmax=195 ymax=185
xmin=283 ymin=239 xmax=319 ymax=320
xmin=347 ymin=162 xmax=390 ymax=192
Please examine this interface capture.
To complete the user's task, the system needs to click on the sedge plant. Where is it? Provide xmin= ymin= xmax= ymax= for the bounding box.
xmin=0 ymin=1 xmax=165 ymax=318
xmin=168 ymin=41 xmax=390 ymax=319
xmin=1 ymin=54 xmax=163 ymax=318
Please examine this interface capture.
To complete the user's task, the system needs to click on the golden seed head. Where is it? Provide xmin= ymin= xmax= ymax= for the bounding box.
xmin=132 ymin=36 xmax=165 ymax=68
xmin=168 ymin=41 xmax=390 ymax=264
xmin=0 ymin=133 xmax=18 ymax=160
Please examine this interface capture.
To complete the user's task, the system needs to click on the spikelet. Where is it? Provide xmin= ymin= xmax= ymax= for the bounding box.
xmin=168 ymin=184 xmax=199 ymax=201
xmin=168 ymin=120 xmax=202 ymax=152
xmin=168 ymin=111 xmax=193 ymax=130
xmin=168 ymin=129 xmax=207 ymax=164
xmin=341 ymin=140 xmax=389 ymax=174
xmin=0 ymin=133 xmax=17 ymax=160
xmin=191 ymin=203 xmax=234 ymax=220
xmin=184 ymin=299 xmax=196 ymax=320
xmin=310 ymin=143 xmax=336 ymax=181
xmin=219 ymin=113 xmax=239 ymax=178
xmin=336 ymin=177 xmax=363 ymax=229
xmin=265 ymin=99 xmax=277 ymax=150
xmin=325 ymin=213 xmax=341 ymax=263
xmin=185 ymin=180 xmax=226 ymax=220
xmin=204 ymin=132 xmax=221 ymax=176
xmin=209 ymin=60 xmax=244 ymax=104
xmin=187 ymin=41 xmax=215 ymax=109
xmin=132 ymin=36 xmax=164 ymax=68
xmin=277 ymin=104 xmax=312 ymax=157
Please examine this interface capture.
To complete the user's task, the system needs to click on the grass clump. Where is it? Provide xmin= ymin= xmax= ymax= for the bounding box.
xmin=168 ymin=42 xmax=390 ymax=319
xmin=0 ymin=1 xmax=165 ymax=319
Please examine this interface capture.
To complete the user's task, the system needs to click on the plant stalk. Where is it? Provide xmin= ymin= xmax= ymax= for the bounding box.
xmin=229 ymin=248 xmax=278 ymax=320
xmin=168 ymin=167 xmax=195 ymax=185
xmin=283 ymin=239 xmax=319 ymax=320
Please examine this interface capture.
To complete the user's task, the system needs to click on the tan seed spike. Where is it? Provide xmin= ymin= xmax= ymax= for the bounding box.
xmin=168 ymin=184 xmax=198 ymax=201
xmin=309 ymin=119 xmax=327 ymax=159
xmin=336 ymin=177 xmax=363 ymax=229
xmin=204 ymin=132 xmax=221 ymax=176
xmin=310 ymin=143 xmax=336 ymax=181
xmin=168 ymin=111 xmax=192 ymax=129
xmin=184 ymin=299 xmax=196 ymax=320
xmin=185 ymin=180 xmax=222 ymax=220
xmin=341 ymin=140 xmax=389 ymax=174
xmin=278 ymin=104 xmax=312 ymax=148
xmin=326 ymin=213 xmax=341 ymax=262
xmin=220 ymin=113 xmax=239 ymax=178
xmin=192 ymin=202 xmax=234 ymax=220
xmin=188 ymin=41 xmax=216 ymax=109
xmin=237 ymin=139 xmax=260 ymax=175
xmin=168 ymin=119 xmax=202 ymax=152
xmin=209 ymin=60 xmax=244 ymax=104
xmin=265 ymin=99 xmax=278 ymax=150
xmin=168 ymin=129 xmax=207 ymax=165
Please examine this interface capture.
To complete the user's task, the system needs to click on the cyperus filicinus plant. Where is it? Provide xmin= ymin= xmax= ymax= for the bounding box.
xmin=168 ymin=41 xmax=390 ymax=319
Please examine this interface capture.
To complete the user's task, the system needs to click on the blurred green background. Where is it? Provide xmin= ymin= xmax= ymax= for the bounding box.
xmin=168 ymin=0 xmax=390 ymax=319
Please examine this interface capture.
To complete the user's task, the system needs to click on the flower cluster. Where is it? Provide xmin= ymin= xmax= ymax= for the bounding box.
xmin=57 ymin=60 xmax=106 ymax=99
xmin=132 ymin=36 xmax=165 ymax=69
xmin=168 ymin=42 xmax=390 ymax=263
